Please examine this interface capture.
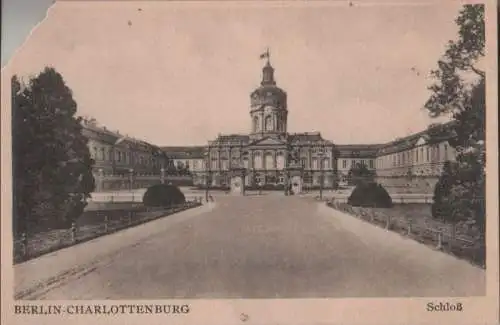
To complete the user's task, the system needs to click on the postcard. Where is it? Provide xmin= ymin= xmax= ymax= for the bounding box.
xmin=1 ymin=0 xmax=498 ymax=324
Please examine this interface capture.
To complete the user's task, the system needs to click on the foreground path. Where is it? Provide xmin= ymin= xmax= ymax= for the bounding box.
xmin=19 ymin=194 xmax=484 ymax=299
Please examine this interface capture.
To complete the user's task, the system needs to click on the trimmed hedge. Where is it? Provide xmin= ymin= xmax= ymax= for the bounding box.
xmin=246 ymin=184 xmax=285 ymax=191
xmin=347 ymin=182 xmax=393 ymax=208
xmin=143 ymin=184 xmax=186 ymax=207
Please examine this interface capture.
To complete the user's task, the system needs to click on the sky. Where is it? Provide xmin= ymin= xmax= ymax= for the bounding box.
xmin=2 ymin=1 xmax=463 ymax=146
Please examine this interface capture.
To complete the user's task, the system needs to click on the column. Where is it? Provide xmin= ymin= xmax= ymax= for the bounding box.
xmin=308 ymin=148 xmax=312 ymax=170
xmin=98 ymin=169 xmax=104 ymax=192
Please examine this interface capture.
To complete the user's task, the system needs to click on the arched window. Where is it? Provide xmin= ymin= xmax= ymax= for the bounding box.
xmin=264 ymin=153 xmax=274 ymax=170
xmin=276 ymin=153 xmax=285 ymax=170
xmin=253 ymin=116 xmax=259 ymax=132
xmin=265 ymin=115 xmax=273 ymax=131
xmin=253 ymin=152 xmax=262 ymax=169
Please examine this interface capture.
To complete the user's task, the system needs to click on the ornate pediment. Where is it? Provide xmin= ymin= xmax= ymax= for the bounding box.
xmin=248 ymin=136 xmax=287 ymax=147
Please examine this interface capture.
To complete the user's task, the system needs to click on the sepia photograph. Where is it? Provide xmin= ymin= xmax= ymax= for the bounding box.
xmin=0 ymin=0 xmax=498 ymax=324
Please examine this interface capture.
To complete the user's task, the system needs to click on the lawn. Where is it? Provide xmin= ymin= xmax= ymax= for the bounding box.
xmin=371 ymin=203 xmax=432 ymax=220
xmin=329 ymin=201 xmax=485 ymax=267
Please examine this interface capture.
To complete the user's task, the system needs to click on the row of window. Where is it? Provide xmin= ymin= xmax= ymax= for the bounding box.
xmin=252 ymin=115 xmax=285 ymax=132
xmin=208 ymin=157 xmax=331 ymax=170
xmin=90 ymin=147 xmax=161 ymax=168
xmin=209 ymin=148 xmax=330 ymax=158
xmin=376 ymin=144 xmax=449 ymax=169
xmin=341 ymin=159 xmax=375 ymax=169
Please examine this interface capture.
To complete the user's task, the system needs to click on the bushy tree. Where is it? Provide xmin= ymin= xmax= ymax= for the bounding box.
xmin=12 ymin=67 xmax=95 ymax=234
xmin=347 ymin=162 xmax=375 ymax=186
xmin=425 ymin=4 xmax=485 ymax=235
xmin=431 ymin=161 xmax=456 ymax=222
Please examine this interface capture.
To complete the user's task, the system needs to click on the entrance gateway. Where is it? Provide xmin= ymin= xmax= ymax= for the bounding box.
xmin=230 ymin=175 xmax=245 ymax=195
xmin=228 ymin=173 xmax=304 ymax=195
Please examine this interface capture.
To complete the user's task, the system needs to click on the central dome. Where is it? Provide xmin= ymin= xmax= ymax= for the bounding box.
xmin=250 ymin=59 xmax=287 ymax=109
xmin=249 ymin=51 xmax=289 ymax=138
xmin=251 ymin=84 xmax=286 ymax=98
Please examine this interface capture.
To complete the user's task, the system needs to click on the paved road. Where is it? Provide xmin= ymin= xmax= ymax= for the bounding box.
xmin=27 ymin=194 xmax=484 ymax=299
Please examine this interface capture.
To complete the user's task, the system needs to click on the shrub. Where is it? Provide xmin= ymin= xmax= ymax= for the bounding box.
xmin=347 ymin=163 xmax=376 ymax=186
xmin=347 ymin=182 xmax=393 ymax=208
xmin=431 ymin=161 xmax=455 ymax=222
xmin=143 ymin=184 xmax=185 ymax=207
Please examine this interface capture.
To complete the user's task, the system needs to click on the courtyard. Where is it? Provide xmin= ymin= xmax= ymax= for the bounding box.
xmin=15 ymin=194 xmax=485 ymax=300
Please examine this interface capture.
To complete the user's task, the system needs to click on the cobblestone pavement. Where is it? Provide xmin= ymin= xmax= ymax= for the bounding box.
xmin=19 ymin=194 xmax=484 ymax=299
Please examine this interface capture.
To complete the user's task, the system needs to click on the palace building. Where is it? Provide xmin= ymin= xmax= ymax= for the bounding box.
xmin=83 ymin=51 xmax=456 ymax=195
xmin=193 ymin=55 xmax=339 ymax=194
xmin=161 ymin=53 xmax=456 ymax=195
xmin=81 ymin=119 xmax=168 ymax=191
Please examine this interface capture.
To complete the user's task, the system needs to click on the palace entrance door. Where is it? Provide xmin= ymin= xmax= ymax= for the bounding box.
xmin=230 ymin=176 xmax=244 ymax=195
xmin=290 ymin=175 xmax=303 ymax=194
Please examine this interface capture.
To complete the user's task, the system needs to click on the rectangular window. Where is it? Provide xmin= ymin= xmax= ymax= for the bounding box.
xmin=312 ymin=158 xmax=318 ymax=170
xmin=342 ymin=160 xmax=347 ymax=169
xmin=369 ymin=160 xmax=374 ymax=169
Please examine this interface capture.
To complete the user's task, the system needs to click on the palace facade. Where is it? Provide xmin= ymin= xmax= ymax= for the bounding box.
xmin=161 ymin=55 xmax=456 ymax=194
xmin=82 ymin=53 xmax=456 ymax=194
xmin=81 ymin=119 xmax=168 ymax=191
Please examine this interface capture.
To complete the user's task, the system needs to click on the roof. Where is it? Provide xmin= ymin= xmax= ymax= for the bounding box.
xmin=209 ymin=134 xmax=250 ymax=146
xmin=335 ymin=144 xmax=381 ymax=158
xmin=251 ymin=85 xmax=287 ymax=97
xmin=81 ymin=121 xmax=159 ymax=152
xmin=161 ymin=146 xmax=206 ymax=159
xmin=376 ymin=120 xmax=457 ymax=155
xmin=287 ymin=132 xmax=333 ymax=145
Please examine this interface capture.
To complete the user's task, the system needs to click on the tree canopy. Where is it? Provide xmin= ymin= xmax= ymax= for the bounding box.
xmin=12 ymin=67 xmax=95 ymax=234
xmin=425 ymin=4 xmax=485 ymax=234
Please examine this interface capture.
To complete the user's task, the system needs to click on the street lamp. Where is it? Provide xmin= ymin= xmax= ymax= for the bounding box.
xmin=128 ymin=168 xmax=134 ymax=191
xmin=318 ymin=151 xmax=325 ymax=200
xmin=203 ymin=150 xmax=211 ymax=202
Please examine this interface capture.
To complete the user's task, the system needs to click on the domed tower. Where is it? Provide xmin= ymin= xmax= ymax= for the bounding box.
xmin=249 ymin=51 xmax=288 ymax=140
